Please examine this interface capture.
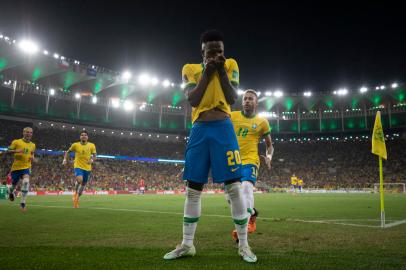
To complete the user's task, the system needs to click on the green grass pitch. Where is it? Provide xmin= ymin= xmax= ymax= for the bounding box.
xmin=1 ymin=193 xmax=406 ymax=270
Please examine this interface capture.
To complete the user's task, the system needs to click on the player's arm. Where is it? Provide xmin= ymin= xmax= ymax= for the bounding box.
xmin=216 ymin=56 xmax=238 ymax=105
xmin=184 ymin=62 xmax=216 ymax=107
xmin=62 ymin=144 xmax=74 ymax=165
xmin=1 ymin=140 xmax=23 ymax=155
xmin=89 ymin=145 xmax=97 ymax=164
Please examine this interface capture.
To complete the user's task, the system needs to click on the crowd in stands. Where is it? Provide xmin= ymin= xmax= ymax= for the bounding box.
xmin=1 ymin=119 xmax=405 ymax=191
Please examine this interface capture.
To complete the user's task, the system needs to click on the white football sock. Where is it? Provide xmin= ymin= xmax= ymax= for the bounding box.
xmin=242 ymin=181 xmax=255 ymax=215
xmin=21 ymin=176 xmax=29 ymax=204
xmin=182 ymin=187 xmax=202 ymax=246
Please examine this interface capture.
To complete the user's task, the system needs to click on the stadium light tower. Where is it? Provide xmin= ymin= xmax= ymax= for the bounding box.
xmin=162 ymin=79 xmax=171 ymax=88
xmin=111 ymin=98 xmax=120 ymax=108
xmin=360 ymin=87 xmax=368 ymax=93
xmin=274 ymin=90 xmax=283 ymax=98
xmin=122 ymin=71 xmax=132 ymax=81
xmin=303 ymin=91 xmax=312 ymax=97
xmin=92 ymin=96 xmax=97 ymax=104
xmin=49 ymin=88 xmax=55 ymax=96
xmin=138 ymin=73 xmax=151 ymax=86
xmin=237 ymin=89 xmax=244 ymax=96
xmin=123 ymin=100 xmax=134 ymax=111
xmin=43 ymin=50 xmax=49 ymax=55
xmin=151 ymin=77 xmax=159 ymax=86
xmin=180 ymin=83 xmax=186 ymax=89
xmin=333 ymin=88 xmax=348 ymax=96
xmin=53 ymin=53 xmax=59 ymax=59
xmin=18 ymin=40 xmax=39 ymax=54
xmin=265 ymin=91 xmax=272 ymax=96
xmin=391 ymin=83 xmax=398 ymax=89
xmin=75 ymin=93 xmax=81 ymax=99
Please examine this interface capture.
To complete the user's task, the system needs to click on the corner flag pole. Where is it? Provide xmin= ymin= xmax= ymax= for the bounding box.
xmin=371 ymin=111 xmax=387 ymax=229
xmin=379 ymin=156 xmax=385 ymax=228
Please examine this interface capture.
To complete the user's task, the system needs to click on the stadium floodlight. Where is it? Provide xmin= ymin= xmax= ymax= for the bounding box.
xmin=171 ymin=83 xmax=175 ymax=87
xmin=60 ymin=56 xmax=65 ymax=60
xmin=43 ymin=50 xmax=49 ymax=55
xmin=380 ymin=85 xmax=385 ymax=90
xmin=257 ymin=91 xmax=261 ymax=97
xmin=111 ymin=98 xmax=120 ymax=108
xmin=123 ymin=100 xmax=134 ymax=111
xmin=18 ymin=40 xmax=39 ymax=54
xmin=265 ymin=91 xmax=272 ymax=96
xmin=138 ymin=73 xmax=151 ymax=86
xmin=360 ymin=87 xmax=368 ymax=93
xmin=375 ymin=86 xmax=380 ymax=90
xmin=53 ymin=53 xmax=59 ymax=59
xmin=151 ymin=77 xmax=159 ymax=86
xmin=75 ymin=93 xmax=81 ymax=99
xmin=92 ymin=96 xmax=97 ymax=104
xmin=122 ymin=71 xmax=132 ymax=81
xmin=274 ymin=90 xmax=283 ymax=98
xmin=303 ymin=91 xmax=312 ymax=97
xmin=0 ymin=34 xmax=3 ymax=39
xmin=391 ymin=83 xmax=398 ymax=88
xmin=162 ymin=79 xmax=171 ymax=88
xmin=180 ymin=83 xmax=186 ymax=89
xmin=49 ymin=88 xmax=55 ymax=96
xmin=237 ymin=89 xmax=244 ymax=95
xmin=334 ymin=88 xmax=348 ymax=96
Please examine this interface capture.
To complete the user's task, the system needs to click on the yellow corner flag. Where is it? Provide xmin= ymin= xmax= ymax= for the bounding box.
xmin=371 ymin=111 xmax=387 ymax=160
xmin=371 ymin=111 xmax=387 ymax=228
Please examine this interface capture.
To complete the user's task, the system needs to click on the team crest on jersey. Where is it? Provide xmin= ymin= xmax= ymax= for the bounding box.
xmin=252 ymin=124 xmax=257 ymax=129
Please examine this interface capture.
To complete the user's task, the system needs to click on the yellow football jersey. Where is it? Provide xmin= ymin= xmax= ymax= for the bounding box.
xmin=68 ymin=142 xmax=97 ymax=171
xmin=291 ymin=176 xmax=298 ymax=185
xmin=9 ymin=139 xmax=36 ymax=171
xmin=298 ymin=179 xmax=304 ymax=186
xmin=230 ymin=111 xmax=271 ymax=167
xmin=182 ymin=58 xmax=239 ymax=123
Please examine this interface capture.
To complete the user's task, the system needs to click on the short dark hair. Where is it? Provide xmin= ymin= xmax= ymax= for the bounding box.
xmin=80 ymin=130 xmax=88 ymax=136
xmin=244 ymin=89 xmax=258 ymax=99
xmin=200 ymin=29 xmax=224 ymax=45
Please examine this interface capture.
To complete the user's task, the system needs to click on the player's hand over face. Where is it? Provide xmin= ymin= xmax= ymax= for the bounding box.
xmin=214 ymin=55 xmax=226 ymax=72
xmin=204 ymin=58 xmax=217 ymax=77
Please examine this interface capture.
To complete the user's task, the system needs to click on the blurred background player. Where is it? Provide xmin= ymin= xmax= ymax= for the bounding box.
xmin=230 ymin=90 xmax=273 ymax=243
xmin=138 ymin=178 xmax=145 ymax=194
xmin=0 ymin=127 xmax=36 ymax=211
xmin=63 ymin=130 xmax=97 ymax=208
xmin=290 ymin=174 xmax=298 ymax=193
xmin=164 ymin=30 xmax=257 ymax=263
xmin=298 ymin=178 xmax=304 ymax=193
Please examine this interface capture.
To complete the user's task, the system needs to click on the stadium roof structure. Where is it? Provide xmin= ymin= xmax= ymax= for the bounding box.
xmin=1 ymin=34 xmax=406 ymax=134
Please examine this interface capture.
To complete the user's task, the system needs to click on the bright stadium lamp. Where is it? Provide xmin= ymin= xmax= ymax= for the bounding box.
xmin=274 ymin=90 xmax=283 ymax=97
xmin=265 ymin=91 xmax=272 ymax=96
xmin=111 ymin=98 xmax=120 ymax=108
xmin=257 ymin=91 xmax=262 ymax=97
xmin=43 ymin=50 xmax=49 ymax=55
xmin=360 ymin=87 xmax=368 ymax=93
xmin=75 ymin=93 xmax=81 ymax=99
xmin=180 ymin=83 xmax=186 ymax=89
xmin=334 ymin=88 xmax=348 ymax=96
xmin=53 ymin=53 xmax=59 ymax=59
xmin=303 ymin=91 xmax=312 ymax=97
xmin=162 ymin=79 xmax=171 ymax=88
xmin=380 ymin=85 xmax=385 ymax=90
xmin=92 ymin=96 xmax=97 ymax=104
xmin=49 ymin=88 xmax=55 ymax=96
xmin=391 ymin=83 xmax=398 ymax=88
xmin=122 ymin=71 xmax=132 ymax=81
xmin=123 ymin=100 xmax=134 ymax=111
xmin=138 ymin=73 xmax=151 ymax=86
xmin=18 ymin=40 xmax=39 ymax=54
xmin=151 ymin=77 xmax=159 ymax=86
xmin=237 ymin=89 xmax=244 ymax=95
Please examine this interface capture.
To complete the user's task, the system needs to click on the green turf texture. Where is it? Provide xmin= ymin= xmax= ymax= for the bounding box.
xmin=1 ymin=193 xmax=405 ymax=270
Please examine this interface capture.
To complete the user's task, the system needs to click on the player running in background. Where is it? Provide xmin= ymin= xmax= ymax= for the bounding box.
xmin=298 ymin=178 xmax=304 ymax=192
xmin=230 ymin=90 xmax=273 ymax=243
xmin=138 ymin=179 xmax=145 ymax=194
xmin=291 ymin=174 xmax=298 ymax=193
xmin=164 ymin=30 xmax=257 ymax=263
xmin=62 ymin=130 xmax=96 ymax=208
xmin=0 ymin=127 xmax=36 ymax=211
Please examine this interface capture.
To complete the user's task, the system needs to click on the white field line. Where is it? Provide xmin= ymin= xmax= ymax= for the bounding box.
xmin=20 ymin=204 xmax=404 ymax=229
xmin=384 ymin=219 xmax=406 ymax=228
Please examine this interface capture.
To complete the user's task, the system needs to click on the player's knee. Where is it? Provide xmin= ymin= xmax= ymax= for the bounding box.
xmin=22 ymin=176 xmax=29 ymax=191
xmin=186 ymin=186 xmax=202 ymax=202
xmin=225 ymin=181 xmax=242 ymax=200
xmin=186 ymin=180 xmax=204 ymax=192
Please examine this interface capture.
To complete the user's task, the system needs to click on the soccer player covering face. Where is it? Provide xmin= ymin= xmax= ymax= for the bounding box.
xmin=0 ymin=127 xmax=36 ymax=211
xmin=229 ymin=90 xmax=274 ymax=243
xmin=62 ymin=131 xmax=96 ymax=208
xmin=163 ymin=30 xmax=257 ymax=263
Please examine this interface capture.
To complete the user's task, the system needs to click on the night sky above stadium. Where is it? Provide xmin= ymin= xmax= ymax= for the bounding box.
xmin=1 ymin=1 xmax=405 ymax=93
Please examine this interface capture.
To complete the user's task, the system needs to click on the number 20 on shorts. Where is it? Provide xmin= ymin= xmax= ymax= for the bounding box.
xmin=227 ymin=150 xmax=241 ymax=166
